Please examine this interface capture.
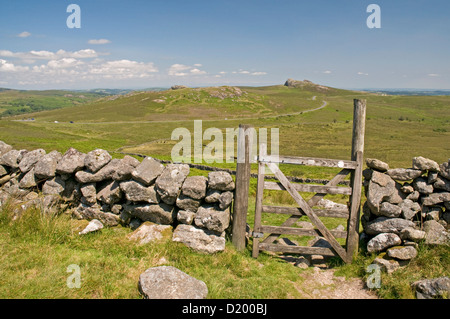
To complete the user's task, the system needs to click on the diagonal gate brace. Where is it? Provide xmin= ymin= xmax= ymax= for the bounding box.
xmin=265 ymin=162 xmax=350 ymax=263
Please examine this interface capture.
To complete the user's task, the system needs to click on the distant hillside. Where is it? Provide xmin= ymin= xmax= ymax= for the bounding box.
xmin=14 ymin=82 xmax=339 ymax=123
xmin=3 ymin=79 xmax=375 ymax=124
xmin=359 ymin=88 xmax=450 ymax=96
xmin=0 ymin=89 xmax=108 ymax=117
xmin=0 ymin=79 xmax=375 ymax=123
xmin=78 ymin=87 xmax=168 ymax=95
xmin=1 ymin=80 xmax=448 ymax=170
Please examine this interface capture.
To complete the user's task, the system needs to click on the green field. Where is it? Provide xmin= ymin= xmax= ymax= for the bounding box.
xmin=0 ymin=88 xmax=107 ymax=117
xmin=0 ymin=81 xmax=449 ymax=299
xmin=1 ymin=82 xmax=448 ymax=169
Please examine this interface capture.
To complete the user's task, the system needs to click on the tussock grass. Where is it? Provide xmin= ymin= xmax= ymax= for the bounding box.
xmin=0 ymin=200 xmax=448 ymax=299
xmin=0 ymin=205 xmax=307 ymax=299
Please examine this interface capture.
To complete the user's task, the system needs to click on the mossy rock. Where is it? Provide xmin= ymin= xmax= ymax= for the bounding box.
xmin=127 ymin=221 xmax=173 ymax=245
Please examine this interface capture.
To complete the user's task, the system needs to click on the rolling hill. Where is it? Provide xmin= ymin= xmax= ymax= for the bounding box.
xmin=0 ymin=80 xmax=448 ymax=169
xmin=0 ymin=89 xmax=108 ymax=117
xmin=6 ymin=80 xmax=355 ymax=123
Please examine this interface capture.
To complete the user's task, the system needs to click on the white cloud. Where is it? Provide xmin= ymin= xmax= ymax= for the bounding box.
xmin=47 ymin=58 xmax=83 ymax=69
xmin=0 ymin=52 xmax=159 ymax=87
xmin=65 ymin=49 xmax=99 ymax=59
xmin=0 ymin=50 xmax=14 ymax=57
xmin=88 ymin=39 xmax=111 ymax=45
xmin=0 ymin=49 xmax=100 ymax=60
xmin=190 ymin=68 xmax=207 ymax=75
xmin=193 ymin=63 xmax=202 ymax=67
xmin=89 ymin=59 xmax=158 ymax=78
xmin=428 ymin=73 xmax=439 ymax=77
xmin=357 ymin=72 xmax=369 ymax=76
xmin=168 ymin=63 xmax=207 ymax=77
xmin=230 ymin=69 xmax=266 ymax=76
xmin=17 ymin=31 xmax=31 ymax=38
xmin=0 ymin=59 xmax=29 ymax=72
xmin=323 ymin=70 xmax=332 ymax=74
xmin=31 ymin=50 xmax=57 ymax=59
xmin=219 ymin=71 xmax=227 ymax=74
xmin=168 ymin=64 xmax=191 ymax=76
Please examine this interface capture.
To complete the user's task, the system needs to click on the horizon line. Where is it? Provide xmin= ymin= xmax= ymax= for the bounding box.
xmin=2 ymin=84 xmax=450 ymax=92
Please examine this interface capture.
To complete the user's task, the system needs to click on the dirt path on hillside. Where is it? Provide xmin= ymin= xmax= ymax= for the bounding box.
xmin=294 ymin=267 xmax=378 ymax=299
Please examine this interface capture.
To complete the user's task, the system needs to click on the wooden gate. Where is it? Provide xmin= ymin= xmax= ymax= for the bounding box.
xmin=250 ymin=99 xmax=366 ymax=264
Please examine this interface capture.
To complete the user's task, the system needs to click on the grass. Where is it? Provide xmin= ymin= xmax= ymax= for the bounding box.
xmin=0 ymin=203 xmax=309 ymax=299
xmin=333 ymin=243 xmax=450 ymax=299
xmin=0 ymin=89 xmax=106 ymax=117
xmin=1 ymin=197 xmax=448 ymax=299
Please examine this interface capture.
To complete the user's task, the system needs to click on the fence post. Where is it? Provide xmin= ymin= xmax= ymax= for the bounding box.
xmin=232 ymin=124 xmax=252 ymax=251
xmin=346 ymin=99 xmax=366 ymax=262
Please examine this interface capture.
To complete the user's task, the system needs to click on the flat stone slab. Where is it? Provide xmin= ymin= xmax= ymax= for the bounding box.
xmin=131 ymin=157 xmax=164 ymax=186
xmin=365 ymin=217 xmax=416 ymax=236
xmin=207 ymin=171 xmax=235 ymax=191
xmin=386 ymin=168 xmax=423 ymax=181
xmin=366 ymin=158 xmax=389 ymax=172
xmin=412 ymin=156 xmax=440 ymax=172
xmin=138 ymin=266 xmax=208 ymax=299
xmin=56 ymin=147 xmax=86 ymax=174
xmin=172 ymin=224 xmax=225 ymax=254
xmin=367 ymin=233 xmax=402 ymax=253
xmin=386 ymin=246 xmax=418 ymax=260
xmin=84 ymin=149 xmax=112 ymax=173
xmin=180 ymin=175 xmax=207 ymax=200
xmin=127 ymin=221 xmax=172 ymax=245
xmin=123 ymin=203 xmax=176 ymax=225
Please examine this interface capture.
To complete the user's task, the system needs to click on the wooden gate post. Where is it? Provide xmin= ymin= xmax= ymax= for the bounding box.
xmin=346 ymin=99 xmax=366 ymax=261
xmin=232 ymin=124 xmax=252 ymax=251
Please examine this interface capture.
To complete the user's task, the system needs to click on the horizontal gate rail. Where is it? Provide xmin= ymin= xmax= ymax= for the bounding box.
xmin=259 ymin=155 xmax=357 ymax=169
xmin=261 ymin=205 xmax=349 ymax=219
xmin=259 ymin=225 xmax=348 ymax=238
xmin=258 ymin=243 xmax=336 ymax=256
xmin=264 ymin=181 xmax=352 ymax=195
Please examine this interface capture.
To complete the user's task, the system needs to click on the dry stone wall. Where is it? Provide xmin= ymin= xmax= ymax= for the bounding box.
xmin=362 ymin=156 xmax=450 ymax=272
xmin=0 ymin=141 xmax=234 ymax=253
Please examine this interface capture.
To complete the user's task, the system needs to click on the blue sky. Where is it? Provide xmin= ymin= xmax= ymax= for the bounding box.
xmin=0 ymin=0 xmax=449 ymax=89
